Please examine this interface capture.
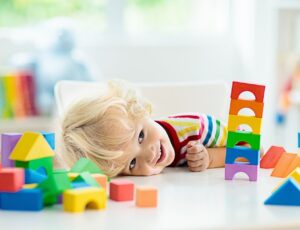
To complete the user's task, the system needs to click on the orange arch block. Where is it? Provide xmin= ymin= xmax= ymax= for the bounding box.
xmin=229 ymin=99 xmax=264 ymax=118
xmin=231 ymin=81 xmax=265 ymax=103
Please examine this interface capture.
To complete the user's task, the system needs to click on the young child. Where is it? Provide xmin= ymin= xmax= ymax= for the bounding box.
xmin=60 ymin=80 xmax=227 ymax=177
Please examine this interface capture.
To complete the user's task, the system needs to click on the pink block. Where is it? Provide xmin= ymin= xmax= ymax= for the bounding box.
xmin=225 ymin=164 xmax=258 ymax=181
xmin=1 ymin=133 xmax=22 ymax=167
xmin=110 ymin=180 xmax=134 ymax=201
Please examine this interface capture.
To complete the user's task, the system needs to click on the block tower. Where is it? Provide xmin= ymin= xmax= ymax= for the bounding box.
xmin=225 ymin=81 xmax=265 ymax=181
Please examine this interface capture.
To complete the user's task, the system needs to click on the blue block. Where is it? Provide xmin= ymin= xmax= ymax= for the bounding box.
xmin=298 ymin=132 xmax=300 ymax=148
xmin=225 ymin=146 xmax=260 ymax=165
xmin=41 ymin=132 xmax=55 ymax=150
xmin=25 ymin=169 xmax=47 ymax=184
xmin=71 ymin=181 xmax=90 ymax=189
xmin=264 ymin=178 xmax=300 ymax=206
xmin=1 ymin=189 xmax=43 ymax=211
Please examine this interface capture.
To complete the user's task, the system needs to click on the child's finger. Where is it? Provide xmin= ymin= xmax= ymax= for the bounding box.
xmin=186 ymin=152 xmax=202 ymax=161
xmin=187 ymin=143 xmax=205 ymax=154
xmin=187 ymin=160 xmax=202 ymax=168
xmin=189 ymin=164 xmax=206 ymax=172
xmin=187 ymin=140 xmax=200 ymax=148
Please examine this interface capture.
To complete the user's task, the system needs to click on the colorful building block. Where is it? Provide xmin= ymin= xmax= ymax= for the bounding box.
xmin=92 ymin=174 xmax=107 ymax=191
xmin=71 ymin=157 xmax=104 ymax=174
xmin=10 ymin=132 xmax=55 ymax=161
xmin=41 ymin=132 xmax=55 ymax=150
xmin=71 ymin=181 xmax=90 ymax=189
xmin=260 ymin=146 xmax=286 ymax=169
xmin=271 ymin=153 xmax=298 ymax=178
xmin=225 ymin=163 xmax=258 ymax=181
xmin=68 ymin=172 xmax=79 ymax=181
xmin=23 ymin=183 xmax=38 ymax=189
xmin=0 ymin=168 xmax=24 ymax=192
xmin=227 ymin=131 xmax=261 ymax=150
xmin=73 ymin=172 xmax=100 ymax=188
xmin=1 ymin=133 xmax=22 ymax=167
xmin=136 ymin=187 xmax=158 ymax=208
xmin=0 ymin=188 xmax=43 ymax=211
xmin=229 ymin=99 xmax=264 ymax=118
xmin=25 ymin=169 xmax=47 ymax=184
xmin=110 ymin=180 xmax=134 ymax=201
xmin=225 ymin=146 xmax=260 ymax=165
xmin=15 ymin=157 xmax=53 ymax=176
xmin=63 ymin=187 xmax=106 ymax=213
xmin=228 ymin=115 xmax=262 ymax=134
xmin=230 ymin=81 xmax=265 ymax=102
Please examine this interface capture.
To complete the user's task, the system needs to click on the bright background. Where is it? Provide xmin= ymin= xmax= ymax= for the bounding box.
xmin=1 ymin=0 xmax=300 ymax=152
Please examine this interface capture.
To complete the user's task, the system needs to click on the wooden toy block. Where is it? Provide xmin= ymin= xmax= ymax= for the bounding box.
xmin=41 ymin=132 xmax=55 ymax=150
xmin=110 ymin=180 xmax=134 ymax=201
xmin=10 ymin=132 xmax=55 ymax=161
xmin=15 ymin=157 xmax=53 ymax=176
xmin=68 ymin=172 xmax=79 ymax=181
xmin=225 ymin=163 xmax=258 ymax=181
xmin=225 ymin=146 xmax=260 ymax=165
xmin=260 ymin=146 xmax=286 ymax=169
xmin=271 ymin=153 xmax=297 ymax=178
xmin=298 ymin=132 xmax=300 ymax=148
xmin=1 ymin=133 xmax=22 ymax=167
xmin=0 ymin=188 xmax=43 ymax=211
xmin=73 ymin=172 xmax=100 ymax=188
xmin=288 ymin=167 xmax=300 ymax=184
xmin=229 ymin=99 xmax=264 ymax=118
xmin=71 ymin=157 xmax=104 ymax=174
xmin=226 ymin=131 xmax=260 ymax=150
xmin=72 ymin=181 xmax=90 ymax=189
xmin=285 ymin=155 xmax=300 ymax=177
xmin=0 ymin=168 xmax=24 ymax=192
xmin=25 ymin=169 xmax=47 ymax=184
xmin=136 ymin=187 xmax=158 ymax=208
xmin=231 ymin=81 xmax=265 ymax=102
xmin=228 ymin=115 xmax=262 ymax=135
xmin=92 ymin=174 xmax=107 ymax=191
xmin=264 ymin=177 xmax=300 ymax=206
xmin=63 ymin=187 xmax=106 ymax=213
xmin=23 ymin=183 xmax=38 ymax=189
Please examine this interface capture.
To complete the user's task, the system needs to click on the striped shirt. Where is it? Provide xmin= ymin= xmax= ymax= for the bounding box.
xmin=156 ymin=114 xmax=227 ymax=166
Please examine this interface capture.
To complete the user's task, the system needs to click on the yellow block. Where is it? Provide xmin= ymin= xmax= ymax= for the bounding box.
xmin=23 ymin=183 xmax=37 ymax=189
xmin=63 ymin=187 xmax=106 ymax=213
xmin=228 ymin=115 xmax=262 ymax=134
xmin=10 ymin=132 xmax=55 ymax=161
xmin=68 ymin=172 xmax=79 ymax=181
xmin=289 ymin=167 xmax=300 ymax=184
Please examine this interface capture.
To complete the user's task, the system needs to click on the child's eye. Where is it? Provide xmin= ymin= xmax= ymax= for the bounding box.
xmin=129 ymin=158 xmax=136 ymax=170
xmin=138 ymin=130 xmax=144 ymax=144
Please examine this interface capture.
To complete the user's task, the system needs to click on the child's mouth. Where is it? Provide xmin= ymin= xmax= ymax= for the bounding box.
xmin=156 ymin=144 xmax=166 ymax=164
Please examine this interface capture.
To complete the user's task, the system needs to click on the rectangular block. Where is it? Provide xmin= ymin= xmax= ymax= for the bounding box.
xmin=225 ymin=146 xmax=260 ymax=165
xmin=271 ymin=153 xmax=297 ymax=178
xmin=225 ymin=163 xmax=258 ymax=181
xmin=1 ymin=133 xmax=22 ymax=167
xmin=226 ymin=131 xmax=261 ymax=150
xmin=0 ymin=168 xmax=24 ymax=192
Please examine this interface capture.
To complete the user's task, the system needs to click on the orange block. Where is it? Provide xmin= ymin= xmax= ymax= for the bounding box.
xmin=271 ymin=153 xmax=297 ymax=178
xmin=229 ymin=99 xmax=264 ymax=118
xmin=231 ymin=81 xmax=265 ymax=102
xmin=136 ymin=187 xmax=157 ymax=208
xmin=92 ymin=174 xmax=107 ymax=191
xmin=260 ymin=146 xmax=286 ymax=169
xmin=285 ymin=155 xmax=300 ymax=176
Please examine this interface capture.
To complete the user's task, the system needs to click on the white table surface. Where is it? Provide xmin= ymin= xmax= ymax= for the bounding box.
xmin=0 ymin=168 xmax=299 ymax=230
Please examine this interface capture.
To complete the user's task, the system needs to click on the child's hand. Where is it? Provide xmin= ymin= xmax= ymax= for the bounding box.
xmin=186 ymin=141 xmax=210 ymax=172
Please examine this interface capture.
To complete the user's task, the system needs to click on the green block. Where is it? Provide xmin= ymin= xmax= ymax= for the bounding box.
xmin=226 ymin=131 xmax=260 ymax=150
xmin=71 ymin=157 xmax=104 ymax=174
xmin=44 ymin=195 xmax=58 ymax=206
xmin=74 ymin=172 xmax=100 ymax=188
xmin=15 ymin=157 xmax=53 ymax=176
xmin=53 ymin=169 xmax=68 ymax=174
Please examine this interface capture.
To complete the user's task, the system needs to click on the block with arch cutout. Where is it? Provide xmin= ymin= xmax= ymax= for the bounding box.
xmin=226 ymin=131 xmax=260 ymax=151
xmin=225 ymin=146 xmax=260 ymax=165
xmin=63 ymin=187 xmax=106 ymax=213
xmin=15 ymin=157 xmax=53 ymax=176
xmin=230 ymin=81 xmax=265 ymax=103
xmin=228 ymin=115 xmax=262 ymax=135
xmin=225 ymin=163 xmax=258 ymax=181
xmin=229 ymin=99 xmax=264 ymax=118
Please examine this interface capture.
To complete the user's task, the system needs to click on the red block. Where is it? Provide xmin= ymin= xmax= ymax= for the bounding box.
xmin=0 ymin=168 xmax=24 ymax=192
xmin=109 ymin=180 xmax=134 ymax=201
xmin=260 ymin=146 xmax=285 ymax=169
xmin=231 ymin=81 xmax=265 ymax=102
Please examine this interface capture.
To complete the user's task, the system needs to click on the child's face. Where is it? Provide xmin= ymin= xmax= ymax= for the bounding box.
xmin=121 ymin=117 xmax=175 ymax=176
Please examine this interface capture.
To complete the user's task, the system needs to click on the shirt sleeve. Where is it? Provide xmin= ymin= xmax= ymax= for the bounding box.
xmin=198 ymin=114 xmax=227 ymax=147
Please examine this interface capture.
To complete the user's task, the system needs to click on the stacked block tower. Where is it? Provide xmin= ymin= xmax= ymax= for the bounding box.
xmin=225 ymin=81 xmax=265 ymax=181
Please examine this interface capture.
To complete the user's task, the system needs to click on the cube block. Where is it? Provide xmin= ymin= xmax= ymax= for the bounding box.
xmin=110 ymin=180 xmax=134 ymax=201
xmin=0 ymin=168 xmax=24 ymax=192
xmin=136 ymin=187 xmax=158 ymax=207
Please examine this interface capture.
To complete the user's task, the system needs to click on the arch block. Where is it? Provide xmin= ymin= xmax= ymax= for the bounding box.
xmin=229 ymin=99 xmax=264 ymax=118
xmin=225 ymin=164 xmax=258 ymax=181
xmin=226 ymin=131 xmax=260 ymax=150
xmin=225 ymin=147 xmax=260 ymax=165
xmin=231 ymin=81 xmax=265 ymax=103
xmin=228 ymin=115 xmax=262 ymax=135
xmin=63 ymin=187 xmax=106 ymax=213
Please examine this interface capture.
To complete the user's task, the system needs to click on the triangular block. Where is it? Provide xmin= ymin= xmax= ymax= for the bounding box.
xmin=71 ymin=158 xmax=103 ymax=174
xmin=10 ymin=132 xmax=55 ymax=161
xmin=264 ymin=178 xmax=300 ymax=206
xmin=271 ymin=153 xmax=297 ymax=178
xmin=260 ymin=146 xmax=286 ymax=169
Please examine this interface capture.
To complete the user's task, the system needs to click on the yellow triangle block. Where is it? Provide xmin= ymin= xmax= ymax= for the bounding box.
xmin=10 ymin=132 xmax=55 ymax=161
xmin=289 ymin=167 xmax=300 ymax=184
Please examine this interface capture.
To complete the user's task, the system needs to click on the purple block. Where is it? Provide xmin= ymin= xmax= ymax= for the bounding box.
xmin=225 ymin=163 xmax=258 ymax=181
xmin=1 ymin=133 xmax=22 ymax=167
xmin=57 ymin=194 xmax=63 ymax=204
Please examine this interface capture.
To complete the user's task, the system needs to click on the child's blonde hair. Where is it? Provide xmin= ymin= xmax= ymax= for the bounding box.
xmin=60 ymin=80 xmax=152 ymax=177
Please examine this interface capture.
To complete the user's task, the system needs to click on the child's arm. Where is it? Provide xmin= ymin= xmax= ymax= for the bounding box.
xmin=207 ymin=147 xmax=226 ymax=168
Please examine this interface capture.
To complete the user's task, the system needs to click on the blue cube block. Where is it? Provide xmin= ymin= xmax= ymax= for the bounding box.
xmin=1 ymin=189 xmax=43 ymax=211
xmin=25 ymin=169 xmax=47 ymax=184
xmin=41 ymin=132 xmax=55 ymax=150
